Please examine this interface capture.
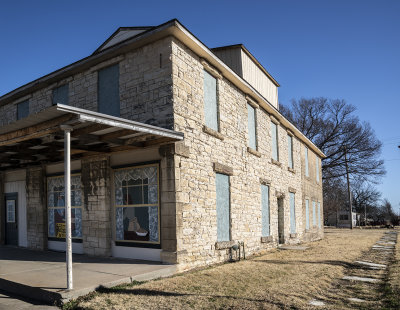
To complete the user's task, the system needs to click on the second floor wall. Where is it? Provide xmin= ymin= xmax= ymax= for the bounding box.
xmin=0 ymin=36 xmax=175 ymax=130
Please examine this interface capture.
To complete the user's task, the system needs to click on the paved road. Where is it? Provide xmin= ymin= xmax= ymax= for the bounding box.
xmin=0 ymin=290 xmax=58 ymax=310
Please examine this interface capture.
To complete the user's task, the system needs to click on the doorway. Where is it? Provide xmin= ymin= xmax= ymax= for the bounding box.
xmin=5 ymin=193 xmax=18 ymax=246
xmin=277 ymin=197 xmax=284 ymax=244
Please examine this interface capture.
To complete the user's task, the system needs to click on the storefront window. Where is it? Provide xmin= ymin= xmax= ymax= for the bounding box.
xmin=114 ymin=164 xmax=159 ymax=244
xmin=47 ymin=175 xmax=82 ymax=239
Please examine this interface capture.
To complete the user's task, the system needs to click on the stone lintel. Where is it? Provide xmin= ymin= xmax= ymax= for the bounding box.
xmin=159 ymin=143 xmax=190 ymax=158
xmin=259 ymin=178 xmax=271 ymax=185
xmin=200 ymin=59 xmax=222 ymax=79
xmin=288 ymin=187 xmax=297 ymax=193
xmin=213 ymin=162 xmax=233 ymax=176
xmin=203 ymin=125 xmax=224 ymax=140
xmin=247 ymin=147 xmax=261 ymax=157
xmin=288 ymin=167 xmax=295 ymax=174
xmin=246 ymin=95 xmax=259 ymax=109
xmin=290 ymin=233 xmax=298 ymax=238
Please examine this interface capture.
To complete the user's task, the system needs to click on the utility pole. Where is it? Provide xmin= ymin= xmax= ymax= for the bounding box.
xmin=343 ymin=145 xmax=353 ymax=229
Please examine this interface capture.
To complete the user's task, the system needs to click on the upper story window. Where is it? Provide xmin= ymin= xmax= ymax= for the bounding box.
xmin=98 ymin=64 xmax=120 ymax=117
xmin=271 ymin=121 xmax=279 ymax=161
xmin=305 ymin=146 xmax=309 ymax=177
xmin=316 ymin=155 xmax=320 ymax=182
xmin=17 ymin=100 xmax=29 ymax=120
xmin=52 ymin=84 xmax=69 ymax=105
xmin=288 ymin=134 xmax=294 ymax=169
xmin=247 ymin=103 xmax=257 ymax=150
xmin=203 ymin=70 xmax=219 ymax=131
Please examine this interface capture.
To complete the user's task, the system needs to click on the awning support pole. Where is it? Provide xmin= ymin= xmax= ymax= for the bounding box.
xmin=61 ymin=125 xmax=73 ymax=290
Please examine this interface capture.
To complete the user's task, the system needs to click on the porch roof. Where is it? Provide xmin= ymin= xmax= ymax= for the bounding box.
xmin=0 ymin=104 xmax=184 ymax=171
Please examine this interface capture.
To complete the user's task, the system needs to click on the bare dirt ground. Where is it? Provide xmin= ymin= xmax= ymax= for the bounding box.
xmin=65 ymin=228 xmax=399 ymax=310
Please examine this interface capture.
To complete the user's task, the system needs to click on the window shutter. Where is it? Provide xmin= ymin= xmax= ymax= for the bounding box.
xmin=98 ymin=64 xmax=120 ymax=117
xmin=305 ymin=199 xmax=310 ymax=230
xmin=216 ymin=173 xmax=230 ymax=241
xmin=261 ymin=184 xmax=270 ymax=236
xmin=203 ymin=70 xmax=218 ymax=131
xmin=247 ymin=103 xmax=257 ymax=149
xmin=290 ymin=192 xmax=296 ymax=234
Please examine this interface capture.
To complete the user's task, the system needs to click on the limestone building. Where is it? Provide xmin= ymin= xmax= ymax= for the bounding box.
xmin=0 ymin=19 xmax=325 ymax=270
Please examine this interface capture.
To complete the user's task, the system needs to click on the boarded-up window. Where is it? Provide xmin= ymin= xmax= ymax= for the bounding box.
xmin=290 ymin=192 xmax=296 ymax=234
xmin=305 ymin=146 xmax=309 ymax=177
xmin=98 ymin=64 xmax=120 ymax=117
xmin=247 ymin=103 xmax=257 ymax=149
xmin=316 ymin=155 xmax=320 ymax=182
xmin=203 ymin=70 xmax=218 ymax=131
xmin=318 ymin=202 xmax=321 ymax=228
xmin=17 ymin=100 xmax=29 ymax=120
xmin=305 ymin=199 xmax=310 ymax=230
xmin=288 ymin=135 xmax=293 ymax=169
xmin=271 ymin=121 xmax=279 ymax=161
xmin=312 ymin=201 xmax=316 ymax=226
xmin=261 ymin=184 xmax=270 ymax=236
xmin=52 ymin=84 xmax=69 ymax=105
xmin=216 ymin=173 xmax=230 ymax=242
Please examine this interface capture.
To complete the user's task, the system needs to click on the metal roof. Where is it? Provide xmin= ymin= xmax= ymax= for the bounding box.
xmin=0 ymin=104 xmax=184 ymax=170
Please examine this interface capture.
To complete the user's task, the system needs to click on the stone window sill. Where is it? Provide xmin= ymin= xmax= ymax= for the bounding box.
xmin=271 ymin=159 xmax=282 ymax=167
xmin=203 ymin=125 xmax=224 ymax=140
xmin=215 ymin=241 xmax=236 ymax=250
xmin=288 ymin=167 xmax=295 ymax=174
xmin=261 ymin=236 xmax=273 ymax=243
xmin=290 ymin=233 xmax=298 ymax=238
xmin=247 ymin=147 xmax=261 ymax=157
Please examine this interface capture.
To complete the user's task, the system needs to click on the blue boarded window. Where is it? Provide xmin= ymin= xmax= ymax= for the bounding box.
xmin=98 ymin=64 xmax=120 ymax=117
xmin=316 ymin=155 xmax=320 ymax=182
xmin=216 ymin=173 xmax=230 ymax=242
xmin=52 ymin=84 xmax=69 ymax=105
xmin=312 ymin=201 xmax=316 ymax=227
xmin=203 ymin=70 xmax=218 ymax=131
xmin=318 ymin=202 xmax=321 ymax=228
xmin=271 ymin=121 xmax=279 ymax=161
xmin=305 ymin=199 xmax=310 ymax=230
xmin=261 ymin=184 xmax=270 ymax=236
xmin=305 ymin=146 xmax=309 ymax=177
xmin=289 ymin=192 xmax=296 ymax=234
xmin=288 ymin=135 xmax=294 ymax=169
xmin=17 ymin=100 xmax=29 ymax=120
xmin=247 ymin=103 xmax=257 ymax=149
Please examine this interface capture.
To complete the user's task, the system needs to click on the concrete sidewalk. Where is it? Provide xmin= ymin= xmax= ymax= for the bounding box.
xmin=0 ymin=246 xmax=176 ymax=305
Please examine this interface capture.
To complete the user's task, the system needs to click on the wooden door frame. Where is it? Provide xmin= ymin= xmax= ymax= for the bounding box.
xmin=5 ymin=192 xmax=18 ymax=246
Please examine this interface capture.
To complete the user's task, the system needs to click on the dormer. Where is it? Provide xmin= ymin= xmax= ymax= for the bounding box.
xmin=212 ymin=44 xmax=280 ymax=110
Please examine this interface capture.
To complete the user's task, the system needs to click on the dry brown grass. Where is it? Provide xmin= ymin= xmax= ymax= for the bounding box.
xmin=73 ymin=229 xmax=386 ymax=310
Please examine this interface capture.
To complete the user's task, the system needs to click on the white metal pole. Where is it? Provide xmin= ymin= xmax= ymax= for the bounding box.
xmin=62 ymin=125 xmax=73 ymax=290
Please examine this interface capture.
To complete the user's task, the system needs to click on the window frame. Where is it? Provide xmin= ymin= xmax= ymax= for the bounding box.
xmin=52 ymin=84 xmax=69 ymax=106
xmin=305 ymin=146 xmax=309 ymax=177
xmin=305 ymin=199 xmax=310 ymax=230
xmin=288 ymin=134 xmax=294 ymax=169
xmin=47 ymin=174 xmax=83 ymax=241
xmin=271 ymin=121 xmax=279 ymax=161
xmin=247 ymin=102 xmax=258 ymax=150
xmin=113 ymin=162 xmax=161 ymax=247
xmin=261 ymin=184 xmax=270 ymax=237
xmin=203 ymin=69 xmax=220 ymax=132
xmin=289 ymin=192 xmax=296 ymax=234
xmin=17 ymin=100 xmax=29 ymax=120
xmin=215 ymin=172 xmax=231 ymax=242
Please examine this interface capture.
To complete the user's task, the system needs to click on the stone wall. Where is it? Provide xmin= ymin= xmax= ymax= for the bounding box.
xmin=301 ymin=146 xmax=324 ymax=242
xmin=171 ymin=38 xmax=319 ymax=270
xmin=0 ymin=37 xmax=174 ymax=130
xmin=26 ymin=166 xmax=47 ymax=250
xmin=81 ymin=155 xmax=112 ymax=256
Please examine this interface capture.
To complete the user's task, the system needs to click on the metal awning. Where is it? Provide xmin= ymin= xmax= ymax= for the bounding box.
xmin=0 ymin=104 xmax=184 ymax=171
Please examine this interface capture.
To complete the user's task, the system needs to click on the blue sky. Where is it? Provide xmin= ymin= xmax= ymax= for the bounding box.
xmin=0 ymin=1 xmax=399 ymax=212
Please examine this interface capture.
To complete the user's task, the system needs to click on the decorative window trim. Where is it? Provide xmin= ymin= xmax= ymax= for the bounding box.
xmin=213 ymin=162 xmax=233 ymax=176
xmin=47 ymin=174 xmax=83 ymax=240
xmin=201 ymin=59 xmax=222 ymax=79
xmin=114 ymin=163 xmax=160 ymax=245
xmin=247 ymin=147 xmax=261 ymax=157
xmin=203 ymin=125 xmax=224 ymax=140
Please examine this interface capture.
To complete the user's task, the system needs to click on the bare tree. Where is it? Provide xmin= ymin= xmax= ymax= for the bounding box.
xmin=352 ymin=179 xmax=381 ymax=225
xmin=280 ymin=98 xmax=386 ymax=182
